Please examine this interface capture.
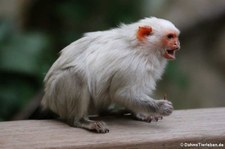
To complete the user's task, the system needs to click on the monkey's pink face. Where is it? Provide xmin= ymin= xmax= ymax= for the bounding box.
xmin=137 ymin=26 xmax=180 ymax=60
xmin=162 ymin=32 xmax=180 ymax=60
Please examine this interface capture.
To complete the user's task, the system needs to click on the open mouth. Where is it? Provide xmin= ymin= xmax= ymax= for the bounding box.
xmin=163 ymin=49 xmax=176 ymax=60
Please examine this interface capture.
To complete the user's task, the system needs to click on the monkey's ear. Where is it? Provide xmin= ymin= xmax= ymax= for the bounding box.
xmin=137 ymin=26 xmax=152 ymax=41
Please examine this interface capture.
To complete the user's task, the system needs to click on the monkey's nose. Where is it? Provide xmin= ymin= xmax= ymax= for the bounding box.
xmin=175 ymin=45 xmax=180 ymax=51
xmin=174 ymin=42 xmax=180 ymax=50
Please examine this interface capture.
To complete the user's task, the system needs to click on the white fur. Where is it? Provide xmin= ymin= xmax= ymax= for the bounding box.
xmin=42 ymin=17 xmax=179 ymax=123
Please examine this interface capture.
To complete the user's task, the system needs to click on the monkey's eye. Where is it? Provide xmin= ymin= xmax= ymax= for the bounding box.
xmin=167 ymin=34 xmax=174 ymax=39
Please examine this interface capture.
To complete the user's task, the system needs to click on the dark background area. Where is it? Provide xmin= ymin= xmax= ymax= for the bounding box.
xmin=1 ymin=0 xmax=225 ymax=121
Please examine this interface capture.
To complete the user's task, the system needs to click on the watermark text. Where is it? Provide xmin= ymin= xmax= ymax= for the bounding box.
xmin=180 ymin=142 xmax=224 ymax=148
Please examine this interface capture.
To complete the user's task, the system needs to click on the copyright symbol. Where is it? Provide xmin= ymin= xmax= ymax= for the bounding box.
xmin=180 ymin=143 xmax=183 ymax=147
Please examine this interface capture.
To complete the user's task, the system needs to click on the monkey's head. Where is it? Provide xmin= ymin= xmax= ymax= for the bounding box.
xmin=136 ymin=17 xmax=180 ymax=60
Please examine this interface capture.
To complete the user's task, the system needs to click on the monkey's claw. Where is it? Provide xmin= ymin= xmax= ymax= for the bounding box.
xmin=92 ymin=121 xmax=109 ymax=133
xmin=134 ymin=113 xmax=163 ymax=123
xmin=154 ymin=115 xmax=163 ymax=122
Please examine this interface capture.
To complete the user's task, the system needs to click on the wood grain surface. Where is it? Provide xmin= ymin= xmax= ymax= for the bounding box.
xmin=0 ymin=108 xmax=225 ymax=149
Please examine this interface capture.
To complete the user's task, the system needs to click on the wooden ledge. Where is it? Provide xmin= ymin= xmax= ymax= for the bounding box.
xmin=0 ymin=108 xmax=225 ymax=149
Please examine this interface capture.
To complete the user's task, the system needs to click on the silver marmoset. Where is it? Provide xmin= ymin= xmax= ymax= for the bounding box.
xmin=42 ymin=17 xmax=180 ymax=133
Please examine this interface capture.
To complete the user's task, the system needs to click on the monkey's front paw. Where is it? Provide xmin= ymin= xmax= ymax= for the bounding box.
xmin=91 ymin=121 xmax=109 ymax=133
xmin=157 ymin=100 xmax=173 ymax=116
xmin=134 ymin=113 xmax=163 ymax=123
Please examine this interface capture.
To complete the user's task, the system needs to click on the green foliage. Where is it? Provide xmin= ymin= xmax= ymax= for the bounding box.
xmin=165 ymin=62 xmax=189 ymax=89
xmin=0 ymin=21 xmax=53 ymax=120
xmin=27 ymin=0 xmax=142 ymax=47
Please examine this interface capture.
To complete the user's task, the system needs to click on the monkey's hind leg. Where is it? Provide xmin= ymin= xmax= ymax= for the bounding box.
xmin=73 ymin=117 xmax=109 ymax=133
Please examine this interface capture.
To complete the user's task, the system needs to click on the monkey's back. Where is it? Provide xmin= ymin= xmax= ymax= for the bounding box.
xmin=41 ymin=29 xmax=135 ymax=119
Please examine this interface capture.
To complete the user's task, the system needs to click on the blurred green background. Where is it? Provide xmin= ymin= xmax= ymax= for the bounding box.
xmin=1 ymin=0 xmax=225 ymax=121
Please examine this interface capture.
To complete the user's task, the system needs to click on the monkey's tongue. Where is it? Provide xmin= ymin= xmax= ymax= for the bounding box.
xmin=164 ymin=49 xmax=176 ymax=60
